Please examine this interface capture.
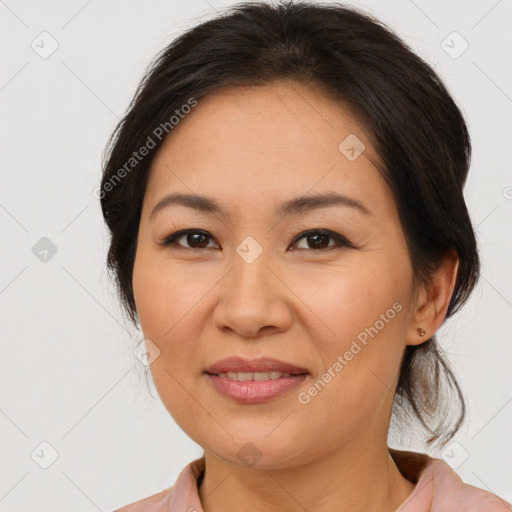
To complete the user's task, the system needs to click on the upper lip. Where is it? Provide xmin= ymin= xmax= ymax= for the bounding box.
xmin=205 ymin=357 xmax=309 ymax=375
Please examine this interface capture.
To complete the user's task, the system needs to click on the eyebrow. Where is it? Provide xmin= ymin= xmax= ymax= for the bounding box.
xmin=149 ymin=191 xmax=371 ymax=220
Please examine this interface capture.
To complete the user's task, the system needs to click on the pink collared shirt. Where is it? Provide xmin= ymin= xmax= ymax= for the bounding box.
xmin=113 ymin=449 xmax=512 ymax=511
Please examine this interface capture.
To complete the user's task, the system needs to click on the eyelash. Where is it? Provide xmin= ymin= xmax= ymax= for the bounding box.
xmin=156 ymin=228 xmax=355 ymax=252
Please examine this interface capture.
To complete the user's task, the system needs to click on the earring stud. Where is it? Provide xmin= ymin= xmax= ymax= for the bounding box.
xmin=417 ymin=328 xmax=426 ymax=337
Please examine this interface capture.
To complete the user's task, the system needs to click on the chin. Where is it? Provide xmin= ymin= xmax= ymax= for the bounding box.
xmin=200 ymin=435 xmax=309 ymax=470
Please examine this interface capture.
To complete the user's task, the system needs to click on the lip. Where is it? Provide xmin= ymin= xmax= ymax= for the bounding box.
xmin=205 ymin=373 xmax=308 ymax=403
xmin=204 ymin=356 xmax=309 ymax=375
xmin=204 ymin=356 xmax=309 ymax=404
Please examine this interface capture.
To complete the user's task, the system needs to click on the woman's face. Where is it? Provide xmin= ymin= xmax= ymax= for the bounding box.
xmin=132 ymin=80 xmax=419 ymax=468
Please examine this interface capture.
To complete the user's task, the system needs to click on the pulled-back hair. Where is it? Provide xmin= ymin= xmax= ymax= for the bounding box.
xmin=100 ymin=1 xmax=480 ymax=448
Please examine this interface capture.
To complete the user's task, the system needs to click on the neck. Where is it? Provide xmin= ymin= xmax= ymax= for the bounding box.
xmin=198 ymin=440 xmax=416 ymax=512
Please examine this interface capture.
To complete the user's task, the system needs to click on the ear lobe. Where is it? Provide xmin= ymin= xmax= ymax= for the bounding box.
xmin=406 ymin=250 xmax=460 ymax=346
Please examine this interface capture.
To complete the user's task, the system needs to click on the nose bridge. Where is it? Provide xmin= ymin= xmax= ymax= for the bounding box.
xmin=213 ymin=236 xmax=292 ymax=336
xmin=229 ymin=236 xmax=275 ymax=302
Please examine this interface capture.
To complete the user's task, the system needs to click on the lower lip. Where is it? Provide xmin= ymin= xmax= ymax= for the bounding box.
xmin=205 ymin=373 xmax=308 ymax=403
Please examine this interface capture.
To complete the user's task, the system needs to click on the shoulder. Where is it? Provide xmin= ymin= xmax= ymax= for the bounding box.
xmin=113 ymin=485 xmax=174 ymax=512
xmin=391 ymin=449 xmax=512 ymax=512
xmin=112 ymin=456 xmax=205 ymax=512
xmin=440 ymin=481 xmax=512 ymax=511
xmin=425 ymin=459 xmax=512 ymax=512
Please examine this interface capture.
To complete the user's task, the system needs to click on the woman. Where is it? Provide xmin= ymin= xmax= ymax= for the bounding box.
xmin=100 ymin=2 xmax=511 ymax=511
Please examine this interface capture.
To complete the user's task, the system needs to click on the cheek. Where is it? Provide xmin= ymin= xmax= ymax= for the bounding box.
xmin=133 ymin=248 xmax=209 ymax=343
xmin=291 ymin=260 xmax=408 ymax=407
xmin=291 ymin=260 xmax=402 ymax=346
xmin=131 ymin=254 xmax=206 ymax=425
xmin=132 ymin=250 xmax=211 ymax=430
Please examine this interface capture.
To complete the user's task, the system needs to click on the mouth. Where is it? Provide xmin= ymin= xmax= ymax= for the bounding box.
xmin=204 ymin=356 xmax=310 ymax=376
xmin=209 ymin=370 xmax=307 ymax=380
xmin=204 ymin=356 xmax=309 ymax=403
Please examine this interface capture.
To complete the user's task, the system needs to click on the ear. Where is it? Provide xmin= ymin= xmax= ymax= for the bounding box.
xmin=406 ymin=250 xmax=460 ymax=346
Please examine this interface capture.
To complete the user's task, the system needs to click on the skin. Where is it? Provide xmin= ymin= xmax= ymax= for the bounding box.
xmin=132 ymin=80 xmax=459 ymax=512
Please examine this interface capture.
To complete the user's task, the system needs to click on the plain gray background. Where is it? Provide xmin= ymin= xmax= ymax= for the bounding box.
xmin=1 ymin=0 xmax=511 ymax=510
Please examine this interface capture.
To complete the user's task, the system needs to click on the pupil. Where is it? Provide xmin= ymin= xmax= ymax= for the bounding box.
xmin=189 ymin=233 xmax=209 ymax=248
xmin=310 ymin=234 xmax=328 ymax=249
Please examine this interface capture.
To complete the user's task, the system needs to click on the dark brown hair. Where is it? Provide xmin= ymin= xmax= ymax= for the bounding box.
xmin=100 ymin=1 xmax=480 ymax=448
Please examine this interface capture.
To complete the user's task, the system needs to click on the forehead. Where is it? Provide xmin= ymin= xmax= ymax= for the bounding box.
xmin=145 ymin=81 xmax=393 ymax=216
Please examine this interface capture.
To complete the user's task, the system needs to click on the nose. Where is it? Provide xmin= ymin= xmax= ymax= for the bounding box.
xmin=212 ymin=247 xmax=294 ymax=338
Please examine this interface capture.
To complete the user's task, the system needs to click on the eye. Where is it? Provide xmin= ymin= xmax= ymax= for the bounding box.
xmin=157 ymin=228 xmax=353 ymax=252
xmin=156 ymin=229 xmax=218 ymax=250
xmin=289 ymin=229 xmax=354 ymax=251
